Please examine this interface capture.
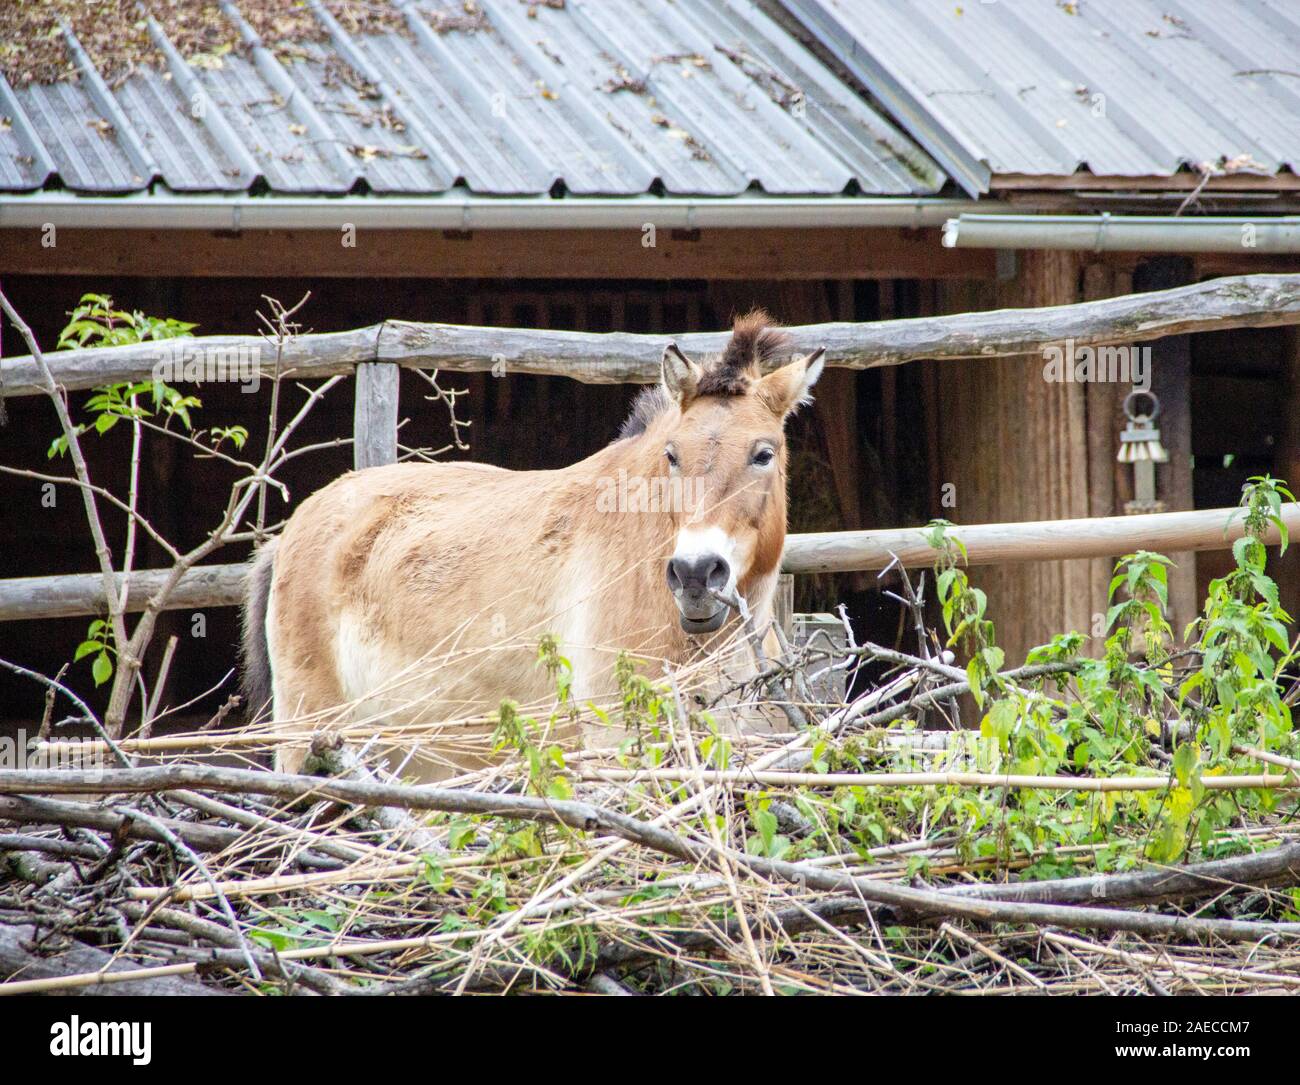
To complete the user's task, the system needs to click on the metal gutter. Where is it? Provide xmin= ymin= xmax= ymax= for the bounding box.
xmin=943 ymin=213 xmax=1300 ymax=253
xmin=0 ymin=193 xmax=989 ymax=231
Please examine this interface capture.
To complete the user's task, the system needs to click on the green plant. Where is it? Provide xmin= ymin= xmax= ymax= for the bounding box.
xmin=491 ymin=699 xmax=572 ymax=803
xmin=57 ymin=293 xmax=195 ymax=351
xmin=925 ymin=519 xmax=1002 ymax=706
xmin=1182 ymin=475 xmax=1296 ymax=761
xmin=906 ymin=478 xmax=1299 ymax=869
xmin=73 ymin=618 xmax=114 ymax=687
xmin=52 ymin=295 xmax=203 ymax=689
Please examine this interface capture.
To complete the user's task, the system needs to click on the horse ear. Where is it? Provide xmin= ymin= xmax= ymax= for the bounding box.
xmin=757 ymin=346 xmax=826 ymax=417
xmin=661 ymin=343 xmax=701 ymax=408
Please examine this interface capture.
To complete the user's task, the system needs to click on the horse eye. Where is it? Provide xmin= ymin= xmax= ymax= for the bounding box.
xmin=752 ymin=448 xmax=775 ymax=467
xmin=665 ymin=448 xmax=678 ymax=468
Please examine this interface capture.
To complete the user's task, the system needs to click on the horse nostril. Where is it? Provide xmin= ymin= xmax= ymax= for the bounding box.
xmin=667 ymin=554 xmax=730 ymax=595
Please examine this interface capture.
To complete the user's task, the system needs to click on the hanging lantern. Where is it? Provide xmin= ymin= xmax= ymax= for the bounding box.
xmin=1118 ymin=389 xmax=1168 ymax=515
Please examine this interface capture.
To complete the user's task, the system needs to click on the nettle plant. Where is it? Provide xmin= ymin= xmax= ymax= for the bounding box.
xmin=941 ymin=475 xmax=1296 ymax=868
xmin=1182 ymin=475 xmax=1296 ymax=760
xmin=732 ymin=480 xmax=1297 ymax=877
xmin=926 ymin=518 xmax=1002 ymax=706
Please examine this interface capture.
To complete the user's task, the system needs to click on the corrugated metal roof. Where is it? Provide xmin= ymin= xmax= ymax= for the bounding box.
xmin=0 ymin=0 xmax=944 ymax=198
xmin=786 ymin=0 xmax=1300 ymax=196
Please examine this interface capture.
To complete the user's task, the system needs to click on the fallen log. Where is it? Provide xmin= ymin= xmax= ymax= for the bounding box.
xmin=949 ymin=840 xmax=1300 ymax=908
xmin=0 ymin=794 xmax=345 ymax=870
xmin=3 ymin=273 xmax=1298 ymax=393
xmin=0 ymin=794 xmax=245 ymax=854
xmin=0 ymin=922 xmax=230 ymax=996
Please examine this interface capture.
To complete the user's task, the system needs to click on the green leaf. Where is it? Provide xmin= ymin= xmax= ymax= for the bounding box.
xmin=967 ymin=658 xmax=985 ymax=709
xmin=91 ymin=650 xmax=113 ymax=686
xmin=447 ymin=820 xmax=476 ymax=850
xmin=1171 ymin=742 xmax=1198 ymax=789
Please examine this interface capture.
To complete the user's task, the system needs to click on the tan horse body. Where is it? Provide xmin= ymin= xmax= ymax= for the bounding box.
xmin=241 ymin=313 xmax=824 ymax=781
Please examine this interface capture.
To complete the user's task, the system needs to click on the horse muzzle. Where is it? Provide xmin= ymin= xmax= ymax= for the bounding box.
xmin=667 ymin=552 xmax=732 ymax=635
xmin=677 ymin=603 xmax=728 ymax=634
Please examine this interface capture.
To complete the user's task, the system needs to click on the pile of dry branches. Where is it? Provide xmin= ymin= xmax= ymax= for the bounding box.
xmin=2 ymin=617 xmax=1299 ymax=997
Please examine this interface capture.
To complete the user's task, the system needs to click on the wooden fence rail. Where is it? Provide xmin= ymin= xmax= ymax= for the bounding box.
xmin=1 ymin=504 xmax=1293 ymax=623
xmin=3 ymin=272 xmax=1300 ymax=625
xmin=3 ymin=273 xmax=1299 ymax=393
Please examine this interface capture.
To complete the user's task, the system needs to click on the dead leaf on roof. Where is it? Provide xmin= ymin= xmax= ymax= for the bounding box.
xmin=651 ymin=52 xmax=711 ymax=70
xmin=188 ymin=51 xmax=227 ymax=71
xmin=324 ymin=0 xmax=411 ymax=38
xmin=649 ymin=113 xmax=710 ymax=161
xmin=348 ymin=142 xmax=428 ymax=161
xmin=427 ymin=2 xmax=490 ymax=35
xmin=1220 ymin=153 xmax=1268 ymax=174
xmin=601 ymin=71 xmax=646 ymax=94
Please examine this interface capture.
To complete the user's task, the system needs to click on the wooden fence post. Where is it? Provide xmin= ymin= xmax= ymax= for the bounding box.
xmin=774 ymin=574 xmax=795 ymax=638
xmin=353 ymin=361 xmax=399 ymax=470
xmin=1133 ymin=256 xmax=1198 ymax=639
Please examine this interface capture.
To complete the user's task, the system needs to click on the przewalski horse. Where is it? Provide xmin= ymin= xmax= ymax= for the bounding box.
xmin=241 ymin=312 xmax=825 ymax=782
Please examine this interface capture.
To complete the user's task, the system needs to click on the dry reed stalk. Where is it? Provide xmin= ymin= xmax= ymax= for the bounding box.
xmin=576 ymin=767 xmax=1299 ymax=791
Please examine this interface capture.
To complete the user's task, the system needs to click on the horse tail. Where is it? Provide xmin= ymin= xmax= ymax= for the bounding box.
xmin=240 ymin=538 xmax=278 ymax=723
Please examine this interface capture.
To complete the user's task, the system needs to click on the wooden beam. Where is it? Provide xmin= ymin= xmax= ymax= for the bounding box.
xmin=352 ymin=362 xmax=399 ymax=469
xmin=4 ymin=273 xmax=1299 ymax=396
xmin=1134 ymin=256 xmax=1198 ymax=637
xmin=0 ymin=564 xmax=247 ymax=621
xmin=1 ymin=505 xmax=1292 ymax=622
xmin=937 ymin=250 xmax=1090 ymax=667
xmin=0 ymin=226 xmax=993 ymax=281
xmin=783 ymin=505 xmax=1299 ymax=575
xmin=1274 ymin=326 xmax=1300 ymax=625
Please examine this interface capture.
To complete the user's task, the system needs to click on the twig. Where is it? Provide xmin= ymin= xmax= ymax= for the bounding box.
xmin=4 ymin=765 xmax=1299 ymax=946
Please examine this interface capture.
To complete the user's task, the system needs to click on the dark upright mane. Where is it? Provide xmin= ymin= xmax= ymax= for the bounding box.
xmin=616 ymin=310 xmax=790 ymax=440
xmin=617 ymin=384 xmax=671 ymax=440
xmin=696 ymin=309 xmax=790 ymax=396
